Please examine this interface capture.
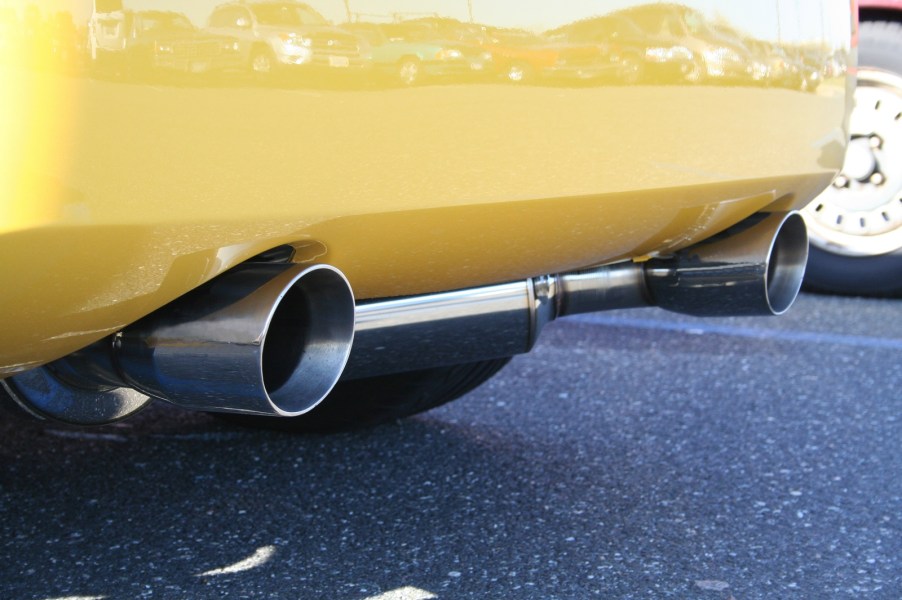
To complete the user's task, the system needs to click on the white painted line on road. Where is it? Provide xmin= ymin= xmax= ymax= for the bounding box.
xmin=567 ymin=314 xmax=902 ymax=351
xmin=44 ymin=430 xmax=129 ymax=443
xmin=695 ymin=579 xmax=730 ymax=591
xmin=361 ymin=587 xmax=437 ymax=600
xmin=197 ymin=545 xmax=276 ymax=577
xmin=150 ymin=432 xmax=247 ymax=442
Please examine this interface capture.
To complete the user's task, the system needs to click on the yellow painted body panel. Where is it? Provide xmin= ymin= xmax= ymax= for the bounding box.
xmin=0 ymin=1 xmax=855 ymax=373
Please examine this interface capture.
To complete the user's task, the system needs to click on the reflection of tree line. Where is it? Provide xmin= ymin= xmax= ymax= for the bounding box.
xmin=1 ymin=1 xmax=847 ymax=91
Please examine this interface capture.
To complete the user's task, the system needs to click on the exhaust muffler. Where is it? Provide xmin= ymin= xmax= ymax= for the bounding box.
xmin=344 ymin=212 xmax=808 ymax=379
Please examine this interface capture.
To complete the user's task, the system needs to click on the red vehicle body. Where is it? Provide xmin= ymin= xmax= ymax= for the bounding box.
xmin=859 ymin=0 xmax=902 ymax=9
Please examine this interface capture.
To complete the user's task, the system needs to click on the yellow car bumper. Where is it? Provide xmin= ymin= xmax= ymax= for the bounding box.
xmin=0 ymin=0 xmax=855 ymax=374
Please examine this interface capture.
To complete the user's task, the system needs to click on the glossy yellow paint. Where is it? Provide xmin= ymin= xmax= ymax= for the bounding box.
xmin=0 ymin=1 xmax=855 ymax=373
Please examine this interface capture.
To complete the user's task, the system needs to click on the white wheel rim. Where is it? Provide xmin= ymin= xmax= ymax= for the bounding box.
xmin=803 ymin=68 xmax=902 ymax=257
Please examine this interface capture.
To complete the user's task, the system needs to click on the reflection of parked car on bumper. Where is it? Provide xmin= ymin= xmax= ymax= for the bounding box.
xmin=151 ymin=35 xmax=243 ymax=75
xmin=89 ymin=9 xmax=242 ymax=77
xmin=617 ymin=4 xmax=753 ymax=84
xmin=538 ymin=43 xmax=612 ymax=82
xmin=488 ymin=32 xmax=615 ymax=84
xmin=344 ymin=22 xmax=487 ymax=85
xmin=206 ymin=2 xmax=368 ymax=76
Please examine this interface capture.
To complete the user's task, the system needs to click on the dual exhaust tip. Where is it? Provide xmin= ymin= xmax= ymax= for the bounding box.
xmin=7 ymin=211 xmax=807 ymax=423
xmin=115 ymin=263 xmax=357 ymax=417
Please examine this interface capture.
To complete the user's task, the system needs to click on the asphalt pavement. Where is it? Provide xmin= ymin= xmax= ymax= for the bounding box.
xmin=1 ymin=292 xmax=900 ymax=599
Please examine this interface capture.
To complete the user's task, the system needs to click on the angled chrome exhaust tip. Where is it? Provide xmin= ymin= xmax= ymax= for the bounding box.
xmin=643 ymin=211 xmax=808 ymax=316
xmin=345 ymin=212 xmax=808 ymax=379
xmin=42 ymin=263 xmax=356 ymax=418
xmin=114 ymin=263 xmax=355 ymax=416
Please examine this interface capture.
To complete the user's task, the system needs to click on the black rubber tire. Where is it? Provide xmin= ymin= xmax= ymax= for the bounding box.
xmin=859 ymin=20 xmax=902 ymax=71
xmin=805 ymin=245 xmax=902 ymax=296
xmin=683 ymin=56 xmax=706 ymax=84
xmin=616 ymin=53 xmax=643 ymax=85
xmin=217 ymin=358 xmax=511 ymax=433
xmin=803 ymin=19 xmax=902 ymax=296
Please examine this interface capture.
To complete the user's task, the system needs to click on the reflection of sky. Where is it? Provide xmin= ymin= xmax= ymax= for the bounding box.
xmin=7 ymin=0 xmax=847 ymax=45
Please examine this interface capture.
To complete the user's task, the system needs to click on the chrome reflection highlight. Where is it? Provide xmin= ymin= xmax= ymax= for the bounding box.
xmin=0 ymin=366 xmax=152 ymax=426
xmin=345 ymin=212 xmax=807 ymax=379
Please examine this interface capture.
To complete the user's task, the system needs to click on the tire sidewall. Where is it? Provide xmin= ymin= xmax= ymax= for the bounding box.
xmin=804 ymin=19 xmax=902 ymax=295
xmin=858 ymin=20 xmax=902 ymax=72
xmin=806 ymin=244 xmax=902 ymax=295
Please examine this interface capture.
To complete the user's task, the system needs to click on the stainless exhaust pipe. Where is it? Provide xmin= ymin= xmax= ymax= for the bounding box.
xmin=344 ymin=212 xmax=807 ymax=379
xmin=4 ymin=212 xmax=804 ymax=423
xmin=45 ymin=263 xmax=356 ymax=417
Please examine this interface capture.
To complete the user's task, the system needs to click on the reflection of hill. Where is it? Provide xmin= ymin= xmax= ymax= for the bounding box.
xmin=387 ymin=16 xmax=487 ymax=45
xmin=483 ymin=28 xmax=543 ymax=47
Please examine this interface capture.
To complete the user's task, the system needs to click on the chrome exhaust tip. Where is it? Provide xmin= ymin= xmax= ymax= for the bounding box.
xmin=115 ymin=263 xmax=355 ymax=416
xmin=644 ymin=211 xmax=809 ymax=316
xmin=764 ymin=212 xmax=810 ymax=315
